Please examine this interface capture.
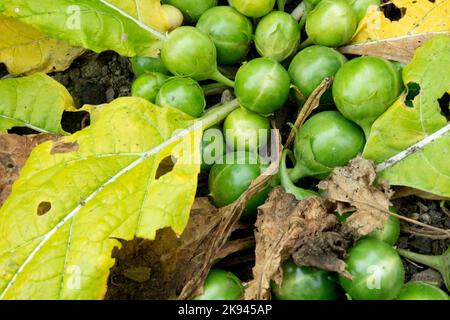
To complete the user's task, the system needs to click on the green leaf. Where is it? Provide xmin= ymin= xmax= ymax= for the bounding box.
xmin=363 ymin=35 xmax=450 ymax=197
xmin=0 ymin=0 xmax=168 ymax=57
xmin=378 ymin=130 xmax=450 ymax=197
xmin=0 ymin=73 xmax=75 ymax=134
xmin=0 ymin=97 xmax=204 ymax=299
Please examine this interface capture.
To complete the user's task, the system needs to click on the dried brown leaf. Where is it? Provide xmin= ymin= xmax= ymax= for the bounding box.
xmin=340 ymin=33 xmax=448 ymax=64
xmin=285 ymin=78 xmax=332 ymax=148
xmin=318 ymin=156 xmax=393 ymax=237
xmin=244 ymin=187 xmax=342 ymax=300
xmin=0 ymin=133 xmax=59 ymax=206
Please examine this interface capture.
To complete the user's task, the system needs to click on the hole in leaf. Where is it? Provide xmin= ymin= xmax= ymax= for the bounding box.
xmin=61 ymin=111 xmax=90 ymax=133
xmin=155 ymin=156 xmax=177 ymax=180
xmin=37 ymin=201 xmax=52 ymax=216
xmin=428 ymin=0 xmax=435 ymax=3
xmin=438 ymin=92 xmax=450 ymax=120
xmin=380 ymin=2 xmax=407 ymax=21
xmin=7 ymin=127 xmax=39 ymax=135
xmin=405 ymin=82 xmax=421 ymax=108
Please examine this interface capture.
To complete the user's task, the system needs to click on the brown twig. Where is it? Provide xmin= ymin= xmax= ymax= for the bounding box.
xmin=285 ymin=78 xmax=332 ymax=148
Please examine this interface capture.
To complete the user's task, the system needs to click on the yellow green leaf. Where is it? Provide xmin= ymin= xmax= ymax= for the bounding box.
xmin=0 ymin=15 xmax=84 ymax=75
xmin=0 ymin=0 xmax=171 ymax=57
xmin=340 ymin=0 xmax=450 ymax=63
xmin=0 ymin=97 xmax=205 ymax=299
xmin=363 ymin=35 xmax=450 ymax=197
xmin=0 ymin=73 xmax=76 ymax=134
xmin=353 ymin=0 xmax=450 ymax=41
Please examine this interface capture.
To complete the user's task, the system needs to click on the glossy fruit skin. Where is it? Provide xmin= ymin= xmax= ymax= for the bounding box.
xmin=292 ymin=111 xmax=365 ymax=180
xmin=194 ymin=269 xmax=244 ymax=300
xmin=255 ymin=11 xmax=300 ymax=62
xmin=339 ymin=238 xmax=405 ymax=300
xmin=223 ymin=107 xmax=271 ymax=152
xmin=209 ymin=152 xmax=260 ymax=207
xmin=163 ymin=0 xmax=218 ymax=22
xmin=161 ymin=26 xmax=217 ymax=81
xmin=241 ymin=183 xmax=271 ymax=221
xmin=197 ymin=6 xmax=253 ymax=65
xmin=396 ymin=281 xmax=449 ymax=300
xmin=365 ymin=215 xmax=400 ymax=246
xmin=333 ymin=56 xmax=402 ymax=137
xmin=156 ymin=77 xmax=205 ymax=117
xmin=201 ymin=124 xmax=226 ymax=172
xmin=131 ymin=72 xmax=169 ymax=103
xmin=131 ymin=56 xmax=170 ymax=77
xmin=229 ymin=0 xmax=276 ymax=18
xmin=209 ymin=152 xmax=269 ymax=217
xmin=306 ymin=0 xmax=357 ymax=47
xmin=235 ymin=58 xmax=290 ymax=115
xmin=288 ymin=45 xmax=347 ymax=104
xmin=271 ymin=259 xmax=340 ymax=300
xmin=348 ymin=0 xmax=380 ymax=21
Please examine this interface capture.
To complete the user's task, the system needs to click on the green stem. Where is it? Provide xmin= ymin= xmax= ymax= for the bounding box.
xmin=298 ymin=11 xmax=307 ymax=30
xmin=199 ymin=99 xmax=240 ymax=130
xmin=277 ymin=0 xmax=286 ymax=11
xmin=210 ymin=70 xmax=235 ymax=88
xmin=397 ymin=249 xmax=443 ymax=271
xmin=280 ymin=149 xmax=318 ymax=200
xmin=288 ymin=160 xmax=308 ymax=183
xmin=298 ymin=37 xmax=313 ymax=50
xmin=201 ymin=82 xmax=228 ymax=96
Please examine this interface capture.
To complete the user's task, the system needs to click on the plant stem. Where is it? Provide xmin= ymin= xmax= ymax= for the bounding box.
xmin=199 ymin=99 xmax=240 ymax=130
xmin=280 ymin=150 xmax=318 ymax=200
xmin=298 ymin=11 xmax=307 ymax=29
xmin=202 ymin=83 xmax=228 ymax=96
xmin=278 ymin=0 xmax=286 ymax=11
xmin=397 ymin=248 xmax=443 ymax=271
xmin=210 ymin=70 xmax=235 ymax=88
xmin=291 ymin=2 xmax=306 ymax=20
xmin=298 ymin=37 xmax=313 ymax=50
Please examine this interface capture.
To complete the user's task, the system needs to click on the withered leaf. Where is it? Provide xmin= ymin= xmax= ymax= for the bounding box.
xmin=0 ymin=133 xmax=59 ymax=206
xmin=340 ymin=33 xmax=447 ymax=64
xmin=318 ymin=156 xmax=393 ymax=237
xmin=245 ymin=187 xmax=343 ymax=300
xmin=50 ymin=141 xmax=79 ymax=154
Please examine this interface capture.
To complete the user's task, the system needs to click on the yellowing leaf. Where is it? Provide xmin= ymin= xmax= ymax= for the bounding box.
xmin=0 ymin=0 xmax=169 ymax=57
xmin=107 ymin=0 xmax=181 ymax=33
xmin=354 ymin=0 xmax=450 ymax=40
xmin=341 ymin=0 xmax=450 ymax=63
xmin=0 ymin=73 xmax=75 ymax=134
xmin=0 ymin=16 xmax=84 ymax=75
xmin=0 ymin=97 xmax=205 ymax=299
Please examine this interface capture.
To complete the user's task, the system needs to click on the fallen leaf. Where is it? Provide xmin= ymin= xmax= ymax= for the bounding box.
xmin=244 ymin=188 xmax=342 ymax=300
xmin=0 ymin=15 xmax=84 ymax=75
xmin=0 ymin=134 xmax=58 ymax=206
xmin=340 ymin=32 xmax=447 ymax=64
xmin=318 ymin=156 xmax=393 ymax=237
xmin=341 ymin=0 xmax=450 ymax=63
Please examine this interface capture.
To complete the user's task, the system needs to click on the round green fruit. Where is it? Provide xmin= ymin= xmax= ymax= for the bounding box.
xmin=333 ymin=56 xmax=402 ymax=137
xmin=235 ymin=57 xmax=290 ymax=115
xmin=131 ymin=56 xmax=170 ymax=77
xmin=201 ymin=124 xmax=226 ymax=172
xmin=163 ymin=0 xmax=218 ymax=22
xmin=339 ymin=238 xmax=405 ymax=300
xmin=131 ymin=72 xmax=169 ymax=103
xmin=306 ymin=0 xmax=357 ymax=47
xmin=288 ymin=45 xmax=347 ymax=104
xmin=397 ymin=281 xmax=449 ymax=300
xmin=194 ymin=269 xmax=244 ymax=300
xmin=348 ymin=0 xmax=380 ymax=21
xmin=223 ymin=107 xmax=271 ymax=152
xmin=291 ymin=111 xmax=365 ymax=181
xmin=156 ymin=77 xmax=205 ymax=117
xmin=255 ymin=11 xmax=300 ymax=62
xmin=229 ymin=0 xmax=276 ymax=18
xmin=271 ymin=259 xmax=340 ymax=300
xmin=197 ymin=6 xmax=253 ymax=65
